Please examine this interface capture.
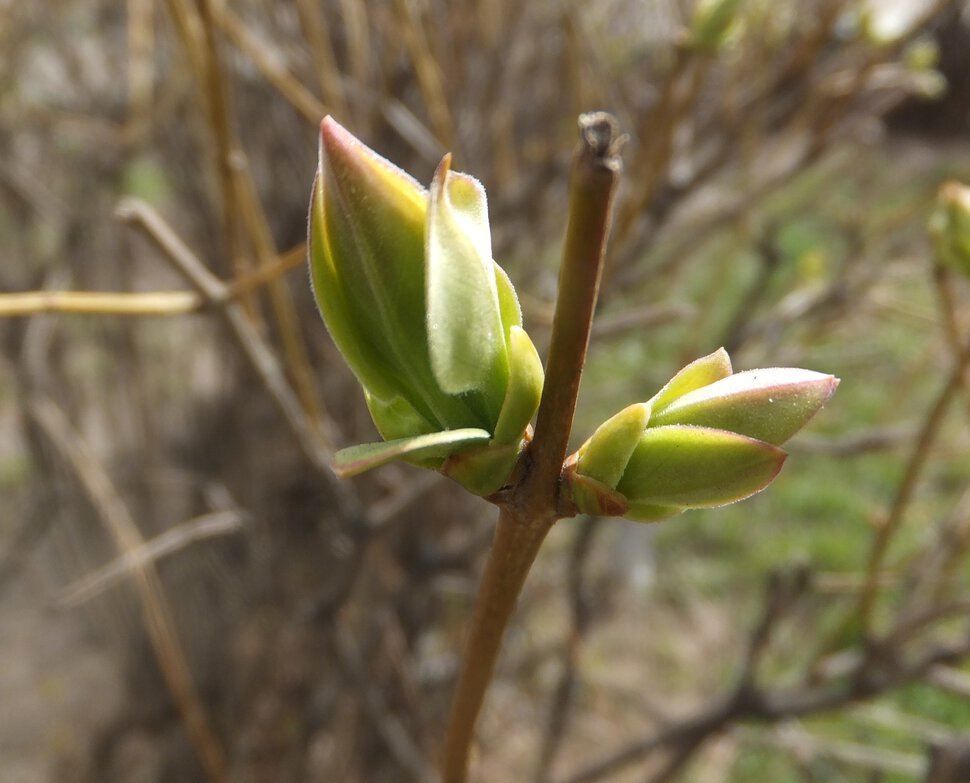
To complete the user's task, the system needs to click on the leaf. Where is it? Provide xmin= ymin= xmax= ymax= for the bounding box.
xmin=623 ymin=503 xmax=685 ymax=523
xmin=309 ymin=173 xmax=403 ymax=404
xmin=649 ymin=348 xmax=733 ymax=413
xmin=364 ymin=391 xmax=437 ymax=442
xmin=649 ymin=368 xmax=839 ymax=446
xmin=491 ymin=326 xmax=544 ymax=445
xmin=315 ymin=118 xmax=430 ymax=392
xmin=426 ymin=155 xmax=507 ymax=395
xmin=617 ymin=425 xmax=787 ymax=508
xmin=575 ymin=402 xmax=651 ymax=488
xmin=442 ymin=441 xmax=522 ymax=496
xmin=333 ymin=428 xmax=491 ymax=477
xmin=494 ymin=262 xmax=523 ymax=338
xmin=568 ymin=472 xmax=631 ymax=517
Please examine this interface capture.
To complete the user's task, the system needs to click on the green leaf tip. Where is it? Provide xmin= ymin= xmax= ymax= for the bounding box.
xmin=575 ymin=402 xmax=651 ymax=488
xmin=648 ymin=348 xmax=733 ymax=413
xmin=334 ymin=428 xmax=491 ymax=477
xmin=650 ymin=367 xmax=839 ymax=446
xmin=427 ymin=153 xmax=507 ymax=396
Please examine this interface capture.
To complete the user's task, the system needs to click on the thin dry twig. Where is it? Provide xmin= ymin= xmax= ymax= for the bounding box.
xmin=124 ymin=0 xmax=155 ymax=144
xmin=116 ymin=201 xmax=323 ymax=463
xmin=554 ymin=558 xmax=970 ymax=783
xmin=295 ymin=0 xmax=350 ymax=122
xmin=229 ymin=150 xmax=328 ymax=437
xmin=741 ymin=722 xmax=925 ymax=777
xmin=28 ymin=396 xmax=230 ymax=783
xmin=214 ymin=2 xmax=328 ymax=123
xmin=391 ymin=0 xmax=457 ymax=153
xmin=185 ymin=1 xmax=328 ymax=437
xmin=0 ymin=244 xmax=305 ymax=319
xmin=55 ymin=508 xmax=246 ymax=609
xmin=331 ymin=623 xmax=441 ymax=783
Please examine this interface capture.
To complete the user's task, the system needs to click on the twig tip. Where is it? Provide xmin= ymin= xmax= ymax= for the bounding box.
xmin=578 ymin=112 xmax=625 ymax=171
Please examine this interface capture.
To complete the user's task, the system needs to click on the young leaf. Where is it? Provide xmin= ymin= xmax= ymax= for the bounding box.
xmin=334 ymin=428 xmax=490 ymax=477
xmin=649 ymin=368 xmax=838 ymax=446
xmin=426 ymin=155 xmax=507 ymax=395
xmin=649 ymin=348 xmax=733 ymax=413
xmin=575 ymin=402 xmax=651 ymax=488
xmin=491 ymin=326 xmax=544 ymax=446
xmin=617 ymin=425 xmax=787 ymax=508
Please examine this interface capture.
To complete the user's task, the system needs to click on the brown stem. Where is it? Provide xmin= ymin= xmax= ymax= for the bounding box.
xmin=439 ymin=113 xmax=622 ymax=783
xmin=525 ymin=112 xmax=623 ymax=513
xmin=532 ymin=516 xmax=601 ymax=783
xmin=440 ymin=506 xmax=557 ymax=783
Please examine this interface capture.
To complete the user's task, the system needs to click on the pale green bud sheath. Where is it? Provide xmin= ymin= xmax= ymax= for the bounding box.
xmin=310 ymin=117 xmax=473 ymax=431
xmin=930 ymin=181 xmax=970 ymax=277
xmin=426 ymin=154 xmax=510 ymax=424
xmin=569 ymin=402 xmax=650 ymax=517
xmin=490 ymin=326 xmax=543 ymax=447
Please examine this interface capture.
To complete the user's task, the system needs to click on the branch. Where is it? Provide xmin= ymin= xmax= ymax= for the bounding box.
xmin=29 ymin=396 xmax=230 ymax=783
xmin=524 ymin=112 xmax=623 ymax=515
xmin=439 ymin=113 xmax=623 ymax=783
xmin=532 ymin=516 xmax=601 ymax=783
xmin=555 ymin=634 xmax=970 ymax=783
xmin=856 ymin=329 xmax=970 ymax=635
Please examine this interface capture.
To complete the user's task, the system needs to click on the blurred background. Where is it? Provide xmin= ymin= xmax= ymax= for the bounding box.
xmin=2 ymin=0 xmax=970 ymax=781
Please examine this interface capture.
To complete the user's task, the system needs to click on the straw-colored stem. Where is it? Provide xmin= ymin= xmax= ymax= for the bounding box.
xmin=0 ymin=290 xmax=200 ymax=317
xmin=392 ymin=0 xmax=457 ymax=152
xmin=215 ymin=3 xmax=327 ymax=123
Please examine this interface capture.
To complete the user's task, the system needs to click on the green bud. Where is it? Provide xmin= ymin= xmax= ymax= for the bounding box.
xmin=568 ymin=349 xmax=838 ymax=522
xmin=491 ymin=325 xmax=544 ymax=446
xmin=689 ymin=0 xmax=744 ymax=53
xmin=903 ymin=38 xmax=940 ymax=72
xmin=427 ymin=155 xmax=506 ymax=399
xmin=930 ymin=181 xmax=970 ymax=277
xmin=309 ymin=116 xmax=544 ymax=494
